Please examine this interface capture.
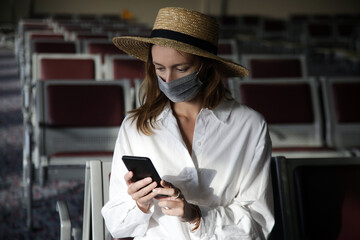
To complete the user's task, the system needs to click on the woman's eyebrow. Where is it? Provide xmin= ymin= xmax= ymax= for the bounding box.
xmin=153 ymin=61 xmax=192 ymax=67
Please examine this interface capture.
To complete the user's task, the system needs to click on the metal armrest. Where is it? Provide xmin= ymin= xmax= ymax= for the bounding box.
xmin=56 ymin=201 xmax=72 ymax=240
xmin=72 ymin=227 xmax=82 ymax=240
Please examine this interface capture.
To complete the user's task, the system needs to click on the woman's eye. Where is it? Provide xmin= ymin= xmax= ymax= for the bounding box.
xmin=177 ymin=68 xmax=188 ymax=73
xmin=155 ymin=67 xmax=164 ymax=71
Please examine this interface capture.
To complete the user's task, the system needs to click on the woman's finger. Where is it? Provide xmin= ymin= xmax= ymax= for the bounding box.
xmin=158 ymin=198 xmax=185 ymax=216
xmin=132 ymin=181 xmax=157 ymax=201
xmin=160 ymin=180 xmax=172 ymax=188
xmin=124 ymin=171 xmax=134 ymax=185
xmin=127 ymin=177 xmax=152 ymax=193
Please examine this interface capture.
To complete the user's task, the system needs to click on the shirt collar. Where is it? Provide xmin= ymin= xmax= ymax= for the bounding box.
xmin=157 ymin=99 xmax=234 ymax=124
xmin=208 ymin=99 xmax=234 ymax=123
xmin=157 ymin=102 xmax=172 ymax=122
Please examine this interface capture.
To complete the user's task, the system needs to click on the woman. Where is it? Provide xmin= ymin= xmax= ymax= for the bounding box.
xmin=102 ymin=7 xmax=274 ymax=240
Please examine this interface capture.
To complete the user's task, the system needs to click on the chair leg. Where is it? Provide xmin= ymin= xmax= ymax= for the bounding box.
xmin=39 ymin=156 xmax=48 ymax=187
xmin=72 ymin=228 xmax=82 ymax=240
xmin=23 ymin=122 xmax=33 ymax=230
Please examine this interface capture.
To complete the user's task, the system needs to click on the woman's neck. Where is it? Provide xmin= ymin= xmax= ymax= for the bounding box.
xmin=171 ymin=96 xmax=203 ymax=120
xmin=171 ymin=96 xmax=203 ymax=155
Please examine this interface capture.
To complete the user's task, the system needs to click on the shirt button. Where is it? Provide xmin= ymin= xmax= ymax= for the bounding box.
xmin=197 ymin=142 xmax=201 ymax=147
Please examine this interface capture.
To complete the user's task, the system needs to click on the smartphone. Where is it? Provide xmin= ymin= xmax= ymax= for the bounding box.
xmin=122 ymin=155 xmax=167 ymax=197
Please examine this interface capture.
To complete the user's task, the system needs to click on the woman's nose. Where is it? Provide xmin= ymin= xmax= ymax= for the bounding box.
xmin=164 ymin=71 xmax=175 ymax=82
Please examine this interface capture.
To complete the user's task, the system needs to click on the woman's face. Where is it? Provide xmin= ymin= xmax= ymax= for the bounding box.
xmin=151 ymin=45 xmax=201 ymax=83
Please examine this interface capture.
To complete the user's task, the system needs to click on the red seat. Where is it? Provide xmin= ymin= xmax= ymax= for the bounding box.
xmin=40 ymin=58 xmax=96 ymax=79
xmin=25 ymin=80 xmax=131 ymax=229
xmin=28 ymin=33 xmax=64 ymax=40
xmin=240 ymin=54 xmax=307 ymax=80
xmin=231 ymin=79 xmax=349 ymax=157
xmin=31 ymin=80 xmax=131 ymax=185
xmin=75 ymin=33 xmax=109 ymax=40
xmin=236 ymin=81 xmax=314 ymax=124
xmin=113 ymin=58 xmax=144 ymax=80
xmin=321 ymin=77 xmax=360 ymax=151
xmin=33 ymin=54 xmax=102 ymax=82
xmin=32 ymin=40 xmax=78 ymax=53
xmin=46 ymin=84 xmax=125 ymax=126
xmin=83 ymin=39 xmax=126 ymax=63
xmin=105 ymin=55 xmax=145 ymax=87
xmin=218 ymin=39 xmax=239 ymax=63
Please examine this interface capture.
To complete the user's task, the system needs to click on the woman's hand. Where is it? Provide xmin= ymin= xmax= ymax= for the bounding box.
xmin=155 ymin=180 xmax=201 ymax=225
xmin=124 ymin=171 xmax=158 ymax=213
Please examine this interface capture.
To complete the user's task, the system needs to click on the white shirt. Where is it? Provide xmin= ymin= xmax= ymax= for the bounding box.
xmin=102 ymin=99 xmax=274 ymax=240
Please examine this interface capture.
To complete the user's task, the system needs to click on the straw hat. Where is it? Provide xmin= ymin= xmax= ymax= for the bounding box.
xmin=112 ymin=7 xmax=248 ymax=77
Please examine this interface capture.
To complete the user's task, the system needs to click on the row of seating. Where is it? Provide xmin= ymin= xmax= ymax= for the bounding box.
xmin=19 ymin=37 xmax=238 ymax=122
xmin=17 ymin=17 xmax=149 ymax=42
xmin=23 ymin=45 xmax=238 ymax=184
xmin=56 ymin=156 xmax=360 ymax=240
xmin=21 ymin=54 xmax=359 ymax=181
xmin=230 ymin=77 xmax=360 ymax=157
xmin=22 ymin=40 xmax=311 ymax=88
xmin=17 ymin=17 xmax=150 ymax=230
xmin=26 ymin=72 xmax=360 ymax=172
xmin=216 ymin=14 xmax=360 ymax=67
xmin=22 ymin=80 xmax=131 ymax=229
xmin=20 ymin=37 xmax=238 ymax=82
xmin=217 ymin=13 xmax=360 ymax=50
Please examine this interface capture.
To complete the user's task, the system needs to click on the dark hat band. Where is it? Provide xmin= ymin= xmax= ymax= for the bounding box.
xmin=150 ymin=29 xmax=218 ymax=55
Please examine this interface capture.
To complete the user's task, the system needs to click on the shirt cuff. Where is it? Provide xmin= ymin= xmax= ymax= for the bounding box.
xmin=188 ymin=206 xmax=212 ymax=240
xmin=123 ymin=200 xmax=154 ymax=224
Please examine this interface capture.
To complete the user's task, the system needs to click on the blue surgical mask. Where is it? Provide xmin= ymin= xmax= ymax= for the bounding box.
xmin=157 ymin=68 xmax=203 ymax=102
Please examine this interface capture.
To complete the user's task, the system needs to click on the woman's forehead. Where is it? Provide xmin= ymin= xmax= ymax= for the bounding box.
xmin=151 ymin=45 xmax=199 ymax=65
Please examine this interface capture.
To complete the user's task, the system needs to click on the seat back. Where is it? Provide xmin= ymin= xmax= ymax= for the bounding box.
xmin=334 ymin=22 xmax=357 ymax=48
xmin=260 ymin=18 xmax=288 ymax=40
xmin=70 ymin=32 xmax=109 ymax=43
xmin=239 ymin=15 xmax=263 ymax=35
xmin=83 ymin=160 xmax=133 ymax=240
xmin=35 ymin=80 xmax=131 ymax=157
xmin=32 ymin=53 xmax=102 ymax=83
xmin=90 ymin=160 xmax=112 ymax=240
xmin=321 ymin=77 xmax=360 ymax=149
xmin=30 ymin=39 xmax=80 ymax=54
xmin=305 ymin=22 xmax=335 ymax=47
xmin=272 ymin=156 xmax=360 ymax=240
xmin=25 ymin=40 xmax=80 ymax=82
xmin=231 ymin=79 xmax=323 ymax=147
xmin=241 ymin=54 xmax=307 ymax=80
xmin=104 ymin=55 xmax=145 ymax=87
xmin=19 ymin=20 xmax=52 ymax=35
xmin=82 ymin=39 xmax=125 ymax=63
xmin=218 ymin=38 xmax=240 ymax=63
xmin=26 ymin=31 xmax=65 ymax=41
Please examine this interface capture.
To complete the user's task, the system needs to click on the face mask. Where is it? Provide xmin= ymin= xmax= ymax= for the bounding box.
xmin=157 ymin=68 xmax=203 ymax=103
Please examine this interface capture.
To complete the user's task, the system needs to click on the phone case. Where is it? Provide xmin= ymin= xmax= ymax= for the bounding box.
xmin=122 ymin=155 xmax=162 ymax=185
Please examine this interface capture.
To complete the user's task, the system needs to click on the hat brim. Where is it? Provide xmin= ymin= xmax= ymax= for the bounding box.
xmin=112 ymin=36 xmax=248 ymax=78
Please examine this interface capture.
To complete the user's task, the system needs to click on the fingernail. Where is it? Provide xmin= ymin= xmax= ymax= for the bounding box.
xmin=152 ymin=189 xmax=158 ymax=193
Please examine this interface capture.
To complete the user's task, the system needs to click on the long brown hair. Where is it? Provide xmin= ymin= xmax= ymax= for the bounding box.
xmin=128 ymin=46 xmax=231 ymax=135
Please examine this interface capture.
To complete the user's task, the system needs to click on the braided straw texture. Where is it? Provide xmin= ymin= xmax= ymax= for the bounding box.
xmin=153 ymin=7 xmax=219 ymax=46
